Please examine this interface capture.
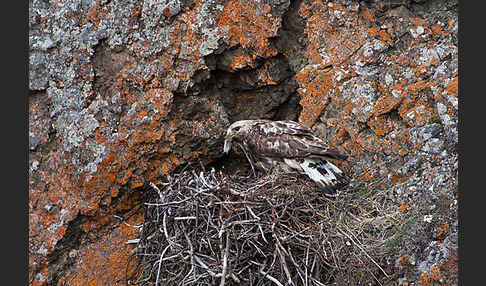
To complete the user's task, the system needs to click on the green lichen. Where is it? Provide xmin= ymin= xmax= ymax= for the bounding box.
xmin=385 ymin=217 xmax=416 ymax=250
xmin=428 ymin=114 xmax=441 ymax=124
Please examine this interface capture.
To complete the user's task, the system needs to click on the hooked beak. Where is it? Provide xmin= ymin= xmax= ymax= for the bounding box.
xmin=223 ymin=134 xmax=232 ymax=154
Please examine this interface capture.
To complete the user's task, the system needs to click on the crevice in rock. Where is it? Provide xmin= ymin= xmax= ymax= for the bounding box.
xmin=29 ymin=90 xmax=46 ymax=97
xmin=359 ymin=0 xmax=412 ymax=18
xmin=169 ymin=0 xmax=308 ymax=171
xmin=408 ymin=0 xmax=458 ymax=18
xmin=183 ymin=51 xmax=299 ymax=123
xmin=271 ymin=89 xmax=302 ymax=121
xmin=175 ymin=0 xmax=308 ymax=125
xmin=47 ymin=214 xmax=88 ymax=285
xmin=273 ymin=0 xmax=308 ymax=72
xmin=46 ymin=183 xmax=147 ymax=285
xmin=29 ymin=91 xmax=58 ymax=156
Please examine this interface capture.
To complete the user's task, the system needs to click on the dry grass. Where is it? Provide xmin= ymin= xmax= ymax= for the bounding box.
xmin=127 ymin=164 xmax=408 ymax=285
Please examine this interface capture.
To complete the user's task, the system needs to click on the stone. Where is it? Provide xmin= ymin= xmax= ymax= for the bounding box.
xmin=28 ymin=0 xmax=458 ymax=284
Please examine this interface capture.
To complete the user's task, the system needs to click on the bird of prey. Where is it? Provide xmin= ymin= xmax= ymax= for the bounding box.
xmin=223 ymin=119 xmax=349 ymax=196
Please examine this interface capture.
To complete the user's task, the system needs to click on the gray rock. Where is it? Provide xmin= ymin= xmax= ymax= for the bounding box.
xmin=422 ymin=138 xmax=444 ymax=154
xmin=409 ymin=123 xmax=442 ymax=146
xmin=29 ymin=133 xmax=40 ymax=151
xmin=341 ymin=80 xmax=376 ymax=123
xmin=29 ymin=52 xmax=48 ymax=90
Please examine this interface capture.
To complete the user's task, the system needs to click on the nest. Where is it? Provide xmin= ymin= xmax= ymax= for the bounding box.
xmin=129 ymin=165 xmax=392 ymax=285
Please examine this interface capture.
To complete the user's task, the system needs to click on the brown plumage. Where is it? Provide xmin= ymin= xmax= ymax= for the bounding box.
xmin=223 ymin=119 xmax=349 ymax=196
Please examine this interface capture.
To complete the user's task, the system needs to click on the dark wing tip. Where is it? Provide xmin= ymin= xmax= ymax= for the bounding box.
xmin=321 ymin=174 xmax=350 ymax=198
xmin=325 ymin=149 xmax=348 ymax=161
xmin=335 ymin=172 xmax=351 ymax=187
xmin=321 ymin=185 xmax=338 ymax=197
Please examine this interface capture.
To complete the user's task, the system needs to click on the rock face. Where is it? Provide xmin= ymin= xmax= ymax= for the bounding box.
xmin=29 ymin=0 xmax=458 ymax=285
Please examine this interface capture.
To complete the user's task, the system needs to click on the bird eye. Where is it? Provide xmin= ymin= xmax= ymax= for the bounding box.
xmin=233 ymin=126 xmax=241 ymax=131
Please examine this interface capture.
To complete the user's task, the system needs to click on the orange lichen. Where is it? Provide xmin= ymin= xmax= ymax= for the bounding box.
xmin=398 ymin=205 xmax=409 ymax=211
xmin=367 ymin=26 xmax=380 ymax=37
xmin=231 ymin=55 xmax=254 ymax=70
xmin=437 ymin=222 xmax=450 ymax=241
xmin=391 ymin=173 xmax=409 ymax=184
xmin=361 ymin=8 xmax=375 ymax=22
xmin=418 ymin=262 xmax=444 ymax=285
xmin=53 ymin=0 xmax=63 ymax=8
xmin=398 ymin=255 xmax=411 ymax=268
xmin=410 ymin=17 xmax=427 ymax=28
xmin=398 ymin=79 xmax=436 ymax=127
xmin=416 ymin=250 xmax=458 ymax=286
xmin=86 ymin=4 xmax=107 ymax=28
xmin=431 ymin=24 xmax=444 ymax=37
xmin=444 ymin=77 xmax=458 ymax=95
xmin=255 ymin=62 xmax=279 ymax=86
xmin=81 ymin=221 xmax=93 ymax=232
xmin=296 ymin=65 xmax=333 ymax=127
xmin=130 ymin=177 xmax=144 ymax=189
xmin=367 ymin=27 xmax=393 ymax=44
xmin=301 ymin=1 xmax=368 ymax=65
xmin=363 ymin=171 xmax=374 ymax=180
xmin=367 ymin=115 xmax=395 ymax=137
xmin=62 ymin=213 xmax=144 ymax=285
xmin=218 ymin=0 xmax=280 ymax=58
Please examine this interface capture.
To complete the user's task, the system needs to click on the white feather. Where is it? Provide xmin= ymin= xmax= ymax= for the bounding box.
xmin=284 ymin=158 xmax=342 ymax=188
xmin=283 ymin=158 xmax=302 ymax=170
xmin=325 ymin=160 xmax=343 ymax=174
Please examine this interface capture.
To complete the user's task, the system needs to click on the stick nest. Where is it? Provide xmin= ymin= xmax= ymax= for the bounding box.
xmin=130 ymin=165 xmax=393 ymax=285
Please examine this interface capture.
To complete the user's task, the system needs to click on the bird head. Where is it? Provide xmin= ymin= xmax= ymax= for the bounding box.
xmin=223 ymin=120 xmax=255 ymax=153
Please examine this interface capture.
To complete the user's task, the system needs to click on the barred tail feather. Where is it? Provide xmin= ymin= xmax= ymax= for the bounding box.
xmin=287 ymin=158 xmax=349 ymax=197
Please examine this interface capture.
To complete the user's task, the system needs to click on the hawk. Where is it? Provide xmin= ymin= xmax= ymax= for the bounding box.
xmin=223 ymin=119 xmax=349 ymax=196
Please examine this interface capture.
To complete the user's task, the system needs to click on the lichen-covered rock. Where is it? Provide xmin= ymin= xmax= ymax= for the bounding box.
xmin=29 ymin=0 xmax=457 ymax=284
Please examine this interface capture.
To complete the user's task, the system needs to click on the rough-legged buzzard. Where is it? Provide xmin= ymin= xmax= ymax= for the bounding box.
xmin=224 ymin=119 xmax=349 ymax=196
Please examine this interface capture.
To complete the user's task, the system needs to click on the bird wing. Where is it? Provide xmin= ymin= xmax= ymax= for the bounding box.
xmin=257 ymin=120 xmax=316 ymax=137
xmin=250 ymin=120 xmax=347 ymax=160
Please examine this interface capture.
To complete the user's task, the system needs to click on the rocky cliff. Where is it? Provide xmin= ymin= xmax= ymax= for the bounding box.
xmin=29 ymin=0 xmax=458 ymax=284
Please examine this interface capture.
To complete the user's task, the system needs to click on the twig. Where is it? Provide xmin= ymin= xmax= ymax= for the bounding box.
xmin=135 ymin=166 xmax=395 ymax=285
xmin=213 ymin=201 xmax=262 ymax=205
xmin=219 ymin=232 xmax=230 ymax=286
xmin=194 ymin=255 xmax=219 ymax=277
xmin=247 ymin=205 xmax=268 ymax=244
xmin=126 ymin=239 xmax=140 ymax=244
xmin=305 ymin=243 xmax=310 ymax=286
xmin=250 ymin=261 xmax=284 ymax=286
xmin=287 ymin=247 xmax=306 ymax=285
xmin=174 ymin=216 xmax=197 ymax=221
xmin=155 ymin=245 xmax=170 ymax=285
xmin=328 ymin=241 xmax=340 ymax=270
xmin=238 ymin=143 xmax=256 ymax=177
xmin=338 ymin=227 xmax=389 ymax=278
xmin=113 ymin=215 xmax=143 ymax=228
xmin=353 ymin=253 xmax=383 ymax=286
xmin=274 ymin=237 xmax=292 ymax=285
xmin=149 ymin=182 xmax=165 ymax=202
xmin=228 ymin=219 xmax=259 ymax=226
xmin=183 ymin=230 xmax=196 ymax=283
xmin=162 ymin=213 xmax=169 ymax=242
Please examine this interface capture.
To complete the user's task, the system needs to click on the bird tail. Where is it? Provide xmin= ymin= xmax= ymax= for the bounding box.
xmin=286 ymin=158 xmax=349 ymax=197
